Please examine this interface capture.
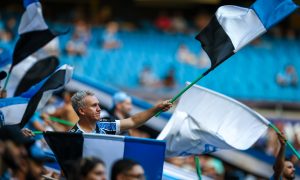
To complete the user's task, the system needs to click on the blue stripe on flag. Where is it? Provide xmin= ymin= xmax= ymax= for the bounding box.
xmin=251 ymin=0 xmax=298 ymax=29
xmin=20 ymin=75 xmax=47 ymax=98
xmin=23 ymin=0 xmax=39 ymax=8
xmin=0 ymin=97 xmax=29 ymax=107
xmin=123 ymin=136 xmax=166 ymax=180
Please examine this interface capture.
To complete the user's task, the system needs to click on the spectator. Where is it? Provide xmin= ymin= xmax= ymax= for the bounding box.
xmin=66 ymin=33 xmax=87 ymax=56
xmin=70 ymin=157 xmax=106 ymax=180
xmin=111 ymin=159 xmax=145 ymax=180
xmin=176 ymin=44 xmax=198 ymax=66
xmin=163 ymin=67 xmax=176 ymax=89
xmin=155 ymin=12 xmax=172 ymax=32
xmin=66 ymin=19 xmax=91 ymax=56
xmin=271 ymin=132 xmax=295 ymax=180
xmin=139 ymin=66 xmax=161 ymax=88
xmin=101 ymin=21 xmax=121 ymax=50
xmin=276 ymin=65 xmax=298 ymax=88
xmin=0 ymin=125 xmax=34 ymax=179
xmin=171 ymin=12 xmax=188 ymax=33
xmin=110 ymin=92 xmax=132 ymax=135
xmin=51 ymin=90 xmax=79 ymax=131
xmin=69 ymin=91 xmax=172 ymax=134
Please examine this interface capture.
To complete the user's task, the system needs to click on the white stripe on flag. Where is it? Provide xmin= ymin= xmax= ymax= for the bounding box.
xmin=216 ymin=5 xmax=266 ymax=52
xmin=158 ymin=83 xmax=269 ymax=157
xmin=6 ymin=56 xmax=38 ymax=97
xmin=1 ymin=101 xmax=28 ymax=125
xmin=18 ymin=2 xmax=48 ymax=34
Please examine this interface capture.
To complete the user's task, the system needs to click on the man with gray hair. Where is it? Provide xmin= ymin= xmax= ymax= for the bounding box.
xmin=69 ymin=91 xmax=172 ymax=134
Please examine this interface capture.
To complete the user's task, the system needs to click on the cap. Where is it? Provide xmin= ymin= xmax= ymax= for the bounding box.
xmin=0 ymin=125 xmax=35 ymax=146
xmin=0 ymin=71 xmax=7 ymax=81
xmin=28 ymin=144 xmax=56 ymax=164
xmin=112 ymin=92 xmax=131 ymax=106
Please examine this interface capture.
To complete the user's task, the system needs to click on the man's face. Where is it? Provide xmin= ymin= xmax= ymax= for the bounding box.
xmin=117 ymin=99 xmax=132 ymax=116
xmin=79 ymin=95 xmax=101 ymax=121
xmin=283 ymin=161 xmax=295 ymax=180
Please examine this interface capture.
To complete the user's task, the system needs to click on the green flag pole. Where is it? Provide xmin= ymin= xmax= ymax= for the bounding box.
xmin=269 ymin=123 xmax=300 ymax=160
xmin=49 ymin=117 xmax=75 ymax=127
xmin=32 ymin=117 xmax=74 ymax=136
xmin=33 ymin=131 xmax=43 ymax=135
xmin=155 ymin=68 xmax=212 ymax=117
xmin=195 ymin=156 xmax=202 ymax=180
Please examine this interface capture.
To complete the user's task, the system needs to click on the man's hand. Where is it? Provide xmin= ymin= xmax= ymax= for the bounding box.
xmin=277 ymin=132 xmax=286 ymax=146
xmin=155 ymin=100 xmax=173 ymax=112
xmin=21 ymin=128 xmax=34 ymax=137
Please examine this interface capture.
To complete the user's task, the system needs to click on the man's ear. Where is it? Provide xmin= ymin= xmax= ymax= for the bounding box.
xmin=78 ymin=107 xmax=85 ymax=116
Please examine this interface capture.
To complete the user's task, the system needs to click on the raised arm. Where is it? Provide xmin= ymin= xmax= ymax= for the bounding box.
xmin=120 ymin=100 xmax=172 ymax=131
xmin=273 ymin=132 xmax=286 ymax=180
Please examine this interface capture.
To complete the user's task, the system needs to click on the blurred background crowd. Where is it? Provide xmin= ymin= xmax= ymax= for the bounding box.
xmin=1 ymin=0 xmax=300 ymax=179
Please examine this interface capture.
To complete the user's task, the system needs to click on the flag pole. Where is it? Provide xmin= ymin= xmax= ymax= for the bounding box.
xmin=49 ymin=117 xmax=75 ymax=127
xmin=269 ymin=123 xmax=300 ymax=160
xmin=155 ymin=68 xmax=212 ymax=117
xmin=2 ymin=67 xmax=12 ymax=91
xmin=195 ymin=156 xmax=202 ymax=180
xmin=33 ymin=131 xmax=43 ymax=135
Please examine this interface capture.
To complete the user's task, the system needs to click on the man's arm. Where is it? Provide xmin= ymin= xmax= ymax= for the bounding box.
xmin=273 ymin=132 xmax=286 ymax=180
xmin=120 ymin=100 xmax=172 ymax=131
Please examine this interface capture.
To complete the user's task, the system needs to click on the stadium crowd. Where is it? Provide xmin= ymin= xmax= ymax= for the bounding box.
xmin=1 ymin=1 xmax=300 ymax=179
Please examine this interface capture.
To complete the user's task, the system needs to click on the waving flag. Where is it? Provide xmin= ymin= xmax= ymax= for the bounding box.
xmin=157 ymin=83 xmax=269 ymax=157
xmin=44 ymin=132 xmax=166 ymax=180
xmin=0 ymin=65 xmax=73 ymax=127
xmin=12 ymin=0 xmax=67 ymax=67
xmin=13 ymin=56 xmax=59 ymax=97
xmin=196 ymin=0 xmax=298 ymax=69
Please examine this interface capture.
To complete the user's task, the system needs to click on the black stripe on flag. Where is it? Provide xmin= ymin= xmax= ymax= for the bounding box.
xmin=12 ymin=30 xmax=63 ymax=66
xmin=14 ymin=56 xmax=59 ymax=96
xmin=20 ymin=69 xmax=66 ymax=127
xmin=44 ymin=132 xmax=83 ymax=178
xmin=195 ymin=15 xmax=235 ymax=69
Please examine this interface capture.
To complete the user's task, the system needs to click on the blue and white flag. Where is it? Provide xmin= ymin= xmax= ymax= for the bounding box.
xmin=12 ymin=0 xmax=67 ymax=67
xmin=44 ymin=132 xmax=166 ymax=180
xmin=0 ymin=64 xmax=73 ymax=127
xmin=5 ymin=56 xmax=59 ymax=97
xmin=157 ymin=83 xmax=269 ymax=157
xmin=196 ymin=0 xmax=298 ymax=69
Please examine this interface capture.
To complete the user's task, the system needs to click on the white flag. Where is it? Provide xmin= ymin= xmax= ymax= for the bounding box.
xmin=157 ymin=83 xmax=269 ymax=157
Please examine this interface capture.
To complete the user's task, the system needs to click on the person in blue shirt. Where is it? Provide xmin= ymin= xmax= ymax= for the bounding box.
xmin=69 ymin=90 xmax=172 ymax=134
xmin=271 ymin=132 xmax=295 ymax=180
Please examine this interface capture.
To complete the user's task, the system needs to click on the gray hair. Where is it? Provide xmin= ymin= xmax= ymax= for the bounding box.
xmin=71 ymin=90 xmax=95 ymax=115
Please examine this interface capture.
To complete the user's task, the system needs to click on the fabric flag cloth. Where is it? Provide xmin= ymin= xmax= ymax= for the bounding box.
xmin=0 ymin=64 xmax=73 ymax=127
xmin=12 ymin=0 xmax=67 ymax=67
xmin=157 ymin=83 xmax=270 ymax=157
xmin=44 ymin=132 xmax=166 ymax=180
xmin=0 ymin=47 xmax=12 ymax=69
xmin=4 ymin=56 xmax=59 ymax=97
xmin=195 ymin=0 xmax=298 ymax=69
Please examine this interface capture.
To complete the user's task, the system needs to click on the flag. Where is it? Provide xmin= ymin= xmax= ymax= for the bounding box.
xmin=0 ymin=47 xmax=12 ymax=69
xmin=44 ymin=132 xmax=166 ymax=180
xmin=12 ymin=0 xmax=67 ymax=67
xmin=195 ymin=0 xmax=298 ymax=69
xmin=157 ymin=83 xmax=269 ymax=157
xmin=14 ymin=56 xmax=59 ymax=96
xmin=5 ymin=56 xmax=59 ymax=97
xmin=0 ymin=64 xmax=73 ymax=127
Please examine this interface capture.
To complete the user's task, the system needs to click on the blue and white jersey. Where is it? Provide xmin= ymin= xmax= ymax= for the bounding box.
xmin=69 ymin=118 xmax=120 ymax=135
